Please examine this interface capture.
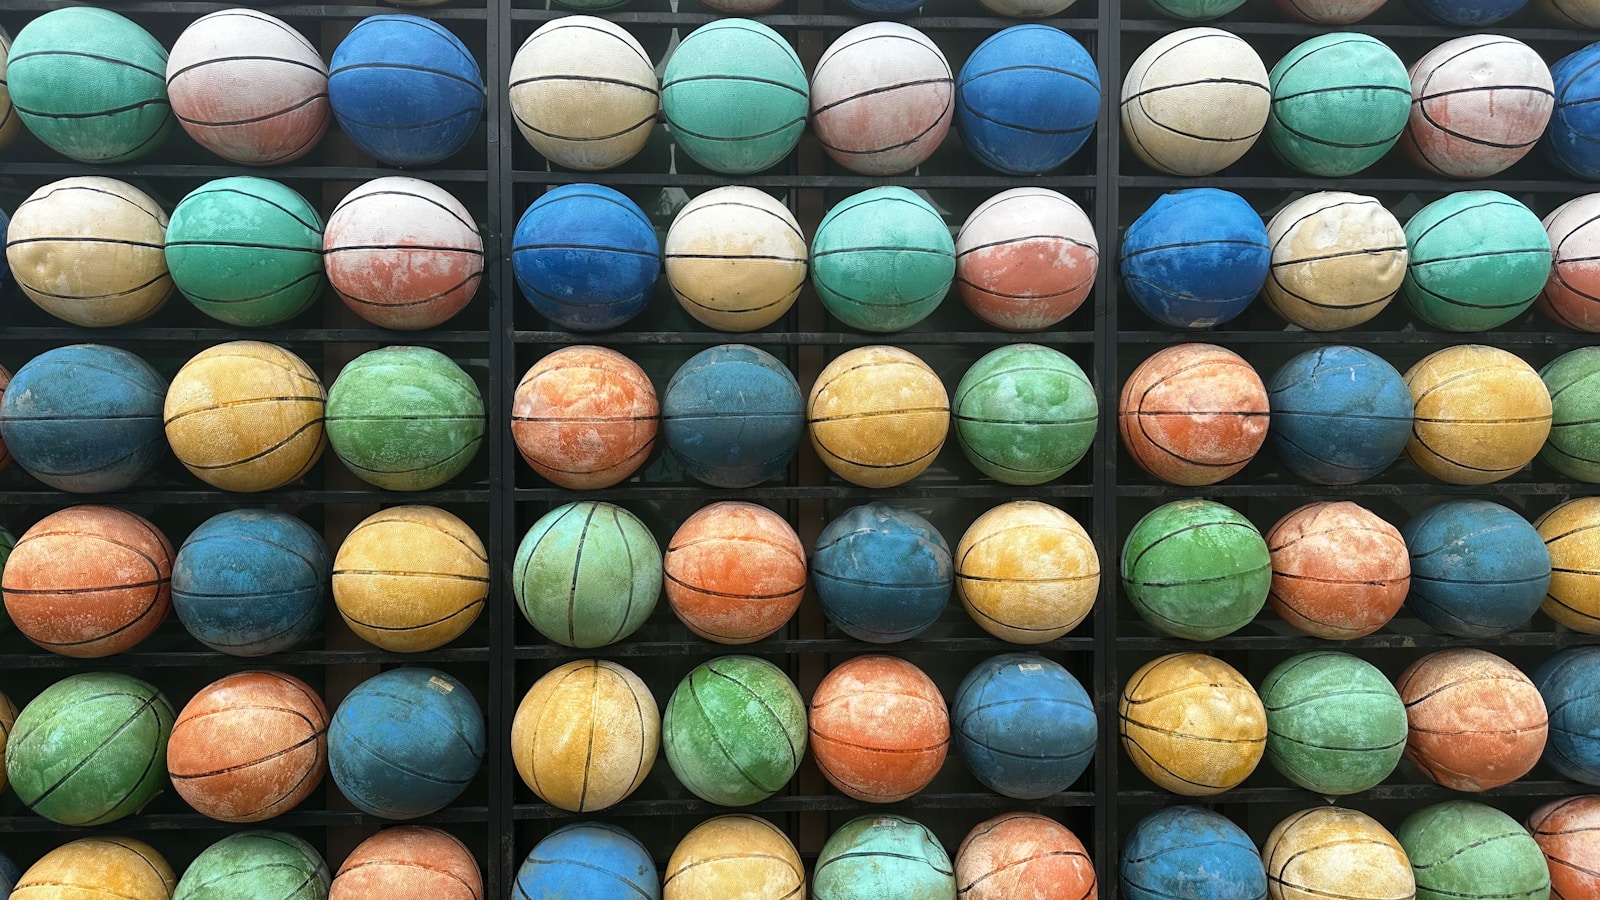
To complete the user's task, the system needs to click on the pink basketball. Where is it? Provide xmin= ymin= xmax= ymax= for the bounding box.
xmin=955 ymin=188 xmax=1098 ymax=332
xmin=809 ymin=23 xmax=953 ymax=177
xmin=1401 ymin=36 xmax=1555 ymax=179
xmin=1539 ymin=193 xmax=1600 ymax=332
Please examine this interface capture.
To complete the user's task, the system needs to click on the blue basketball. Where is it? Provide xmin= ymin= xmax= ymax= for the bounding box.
xmin=842 ymin=0 xmax=924 ymax=14
xmin=0 ymin=852 xmax=16 ymax=897
xmin=1548 ymin=43 xmax=1600 ymax=181
xmin=328 ymin=667 xmax=486 ymax=820
xmin=515 ymin=822 xmax=660 ymax=900
xmin=1402 ymin=500 xmax=1552 ymax=638
xmin=1535 ymin=646 xmax=1600 ymax=785
xmin=1267 ymin=346 xmax=1414 ymax=485
xmin=1120 ymin=189 xmax=1269 ymax=330
xmin=955 ymin=26 xmax=1100 ymax=176
xmin=1122 ymin=806 xmax=1268 ymax=900
xmin=513 ymin=184 xmax=661 ymax=332
xmin=1411 ymin=0 xmax=1528 ymax=24
xmin=172 ymin=509 xmax=330 ymax=657
xmin=812 ymin=502 xmax=952 ymax=643
xmin=662 ymin=344 xmax=804 ymax=489
xmin=0 ymin=344 xmax=166 ymax=493
xmin=953 ymin=654 xmax=1096 ymax=800
xmin=328 ymin=15 xmax=484 ymax=168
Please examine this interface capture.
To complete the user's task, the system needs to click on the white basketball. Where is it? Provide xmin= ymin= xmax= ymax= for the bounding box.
xmin=1264 ymin=192 xmax=1408 ymax=332
xmin=1121 ymin=28 xmax=1270 ymax=176
xmin=955 ymin=188 xmax=1098 ymax=332
xmin=664 ymin=186 xmax=807 ymax=332
xmin=0 ymin=29 xmax=20 ymax=152
xmin=1539 ymin=194 xmax=1600 ymax=331
xmin=810 ymin=23 xmax=954 ymax=177
xmin=509 ymin=17 xmax=659 ymax=172
xmin=1401 ymin=35 xmax=1555 ymax=179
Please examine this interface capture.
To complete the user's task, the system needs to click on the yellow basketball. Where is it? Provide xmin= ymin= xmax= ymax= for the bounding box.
xmin=163 ymin=341 xmax=327 ymax=492
xmin=13 ymin=837 xmax=176 ymax=900
xmin=332 ymin=506 xmax=488 ymax=652
xmin=0 ymin=689 xmax=14 ymax=793
xmin=1263 ymin=192 xmax=1407 ymax=332
xmin=807 ymin=345 xmax=949 ymax=488
xmin=1538 ymin=497 xmax=1600 ymax=633
xmin=665 ymin=186 xmax=807 ymax=332
xmin=955 ymin=500 xmax=1099 ymax=643
xmin=512 ymin=659 xmax=659 ymax=813
xmin=665 ymin=815 xmax=805 ymax=900
xmin=508 ymin=16 xmax=658 ymax=171
xmin=1264 ymin=807 xmax=1414 ymax=900
xmin=1404 ymin=345 xmax=1552 ymax=484
xmin=1119 ymin=653 xmax=1266 ymax=796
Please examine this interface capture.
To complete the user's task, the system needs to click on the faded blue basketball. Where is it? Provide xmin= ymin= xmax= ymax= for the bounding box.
xmin=515 ymin=822 xmax=660 ymax=900
xmin=328 ymin=667 xmax=486 ymax=820
xmin=1402 ymin=500 xmax=1551 ymax=638
xmin=1120 ymin=189 xmax=1269 ymax=329
xmin=956 ymin=26 xmax=1100 ymax=176
xmin=1122 ymin=806 xmax=1268 ymax=900
xmin=0 ymin=344 xmax=167 ymax=493
xmin=1410 ymin=0 xmax=1528 ymax=24
xmin=842 ymin=0 xmax=924 ymax=15
xmin=662 ymin=344 xmax=803 ymax=489
xmin=0 ymin=852 xmax=14 ymax=897
xmin=1535 ymin=647 xmax=1600 ymax=785
xmin=1267 ymin=346 xmax=1414 ymax=485
xmin=1548 ymin=43 xmax=1600 ymax=180
xmin=172 ymin=510 xmax=330 ymax=657
xmin=513 ymin=184 xmax=661 ymax=332
xmin=812 ymin=502 xmax=952 ymax=643
xmin=328 ymin=15 xmax=485 ymax=168
xmin=953 ymin=654 xmax=1095 ymax=800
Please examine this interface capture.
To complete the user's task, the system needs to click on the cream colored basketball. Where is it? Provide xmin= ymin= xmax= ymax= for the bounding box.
xmin=807 ymin=345 xmax=949 ymax=489
xmin=511 ymin=659 xmax=659 ymax=813
xmin=6 ymin=177 xmax=171 ymax=327
xmin=509 ymin=17 xmax=658 ymax=171
xmin=664 ymin=187 xmax=807 ymax=331
xmin=1121 ymin=28 xmax=1270 ymax=176
xmin=1404 ymin=345 xmax=1552 ymax=485
xmin=1264 ymin=807 xmax=1415 ymax=900
xmin=0 ymin=29 xmax=21 ymax=151
xmin=1537 ymin=497 xmax=1600 ymax=633
xmin=333 ymin=506 xmax=489 ymax=653
xmin=956 ymin=501 xmax=1099 ymax=643
xmin=1119 ymin=653 xmax=1266 ymax=796
xmin=1264 ymin=192 xmax=1408 ymax=331
xmin=664 ymin=815 xmax=805 ymax=900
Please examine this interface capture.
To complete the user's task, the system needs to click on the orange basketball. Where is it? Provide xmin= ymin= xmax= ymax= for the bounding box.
xmin=1265 ymin=501 xmax=1410 ymax=640
xmin=956 ymin=813 xmax=1095 ymax=900
xmin=167 ymin=670 xmax=328 ymax=823
xmin=1119 ymin=343 xmax=1269 ymax=486
xmin=331 ymin=826 xmax=483 ymax=900
xmin=1529 ymin=795 xmax=1600 ymax=900
xmin=2 ymin=505 xmax=172 ymax=657
xmin=512 ymin=346 xmax=658 ymax=490
xmin=809 ymin=655 xmax=949 ymax=802
xmin=1397 ymin=648 xmax=1548 ymax=792
xmin=664 ymin=501 xmax=806 ymax=644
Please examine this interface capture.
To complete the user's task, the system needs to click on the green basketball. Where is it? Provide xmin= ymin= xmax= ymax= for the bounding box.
xmin=1397 ymin=801 xmax=1552 ymax=900
xmin=174 ymin=831 xmax=331 ymax=900
xmin=5 ymin=672 xmax=174 ymax=826
xmin=1267 ymin=34 xmax=1411 ymax=177
xmin=1402 ymin=191 xmax=1553 ymax=333
xmin=661 ymin=19 xmax=808 ymax=175
xmin=1260 ymin=651 xmax=1406 ymax=796
xmin=812 ymin=187 xmax=956 ymax=333
xmin=166 ymin=177 xmax=326 ymax=327
xmin=1540 ymin=347 xmax=1600 ymax=482
xmin=1146 ymin=0 xmax=1247 ymax=19
xmin=1121 ymin=499 xmax=1270 ymax=640
xmin=325 ymin=346 xmax=485 ymax=491
xmin=6 ymin=8 xmax=173 ymax=163
xmin=514 ymin=500 xmax=662 ymax=648
xmin=952 ymin=344 xmax=1097 ymax=485
xmin=662 ymin=655 xmax=807 ymax=806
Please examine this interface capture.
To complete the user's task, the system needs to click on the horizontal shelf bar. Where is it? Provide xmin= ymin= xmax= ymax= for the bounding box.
xmin=512 ymin=171 xmax=1097 ymax=189
xmin=1118 ymin=329 xmax=1595 ymax=344
xmin=1119 ymin=781 xmax=1593 ymax=805
xmin=514 ymin=484 xmax=1094 ymax=501
xmin=0 ymin=806 xmax=491 ymax=833
xmin=0 ymin=647 xmax=490 ymax=669
xmin=0 ymin=489 xmax=491 ymax=506
xmin=513 ymin=791 xmax=1097 ymax=820
xmin=1118 ymin=17 xmax=1600 ymax=41
xmin=0 ymin=327 xmax=490 ymax=345
xmin=516 ymin=636 xmax=1096 ymax=660
xmin=1120 ymin=175 xmax=1597 ymax=194
xmin=0 ymin=162 xmax=489 ymax=182
xmin=1117 ymin=481 xmax=1600 ymax=498
xmin=1119 ymin=630 xmax=1600 ymax=652
xmin=510 ymin=10 xmax=1097 ymax=29
xmin=514 ymin=330 xmax=1095 ymax=345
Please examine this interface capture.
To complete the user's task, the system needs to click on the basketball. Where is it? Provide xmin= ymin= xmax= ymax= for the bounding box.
xmin=512 ymin=346 xmax=658 ymax=489
xmin=1267 ymin=34 xmax=1409 ymax=177
xmin=509 ymin=16 xmax=658 ymax=171
xmin=514 ymin=501 xmax=661 ymax=648
xmin=0 ymin=30 xmax=19 ymax=152
xmin=1261 ymin=651 xmax=1407 ymax=796
xmin=1549 ymin=43 xmax=1600 ymax=179
xmin=0 ymin=690 xmax=13 ymax=794
xmin=1402 ymin=192 xmax=1552 ymax=332
xmin=166 ymin=10 xmax=328 ymax=165
xmin=1404 ymin=345 xmax=1552 ymax=484
xmin=956 ymin=814 xmax=1093 ymax=900
xmin=0 ymin=365 xmax=10 ymax=472
xmin=1541 ymin=0 xmax=1600 ymax=23
xmin=1264 ymin=808 xmax=1413 ymax=900
xmin=328 ymin=14 xmax=484 ymax=167
xmin=1121 ymin=188 xmax=1269 ymax=329
xmin=1121 ymin=806 xmax=1267 ymax=900
xmin=512 ymin=184 xmax=660 ymax=332
xmin=1122 ymin=499 xmax=1270 ymax=641
xmin=1403 ymin=499 xmax=1550 ymax=637
xmin=955 ymin=188 xmax=1098 ymax=331
xmin=511 ymin=659 xmax=659 ymax=812
xmin=810 ymin=23 xmax=952 ymax=176
xmin=1397 ymin=802 xmax=1550 ymax=900
xmin=1267 ymin=346 xmax=1414 ymax=484
xmin=814 ymin=815 xmax=956 ymax=900
xmin=1149 ymin=0 xmax=1247 ymax=16
xmin=333 ymin=506 xmax=488 ymax=652
xmin=1266 ymin=501 xmax=1409 ymax=640
xmin=1119 ymin=653 xmax=1266 ymax=796
xmin=516 ymin=823 xmax=658 ymax=900
xmin=0 ymin=344 xmax=167 ymax=493
xmin=1537 ymin=497 xmax=1600 ymax=632
xmin=1276 ymin=0 xmax=1385 ymax=20
xmin=952 ymin=654 xmax=1096 ymax=799
xmin=12 ymin=838 xmax=175 ymax=900
xmin=662 ymin=655 xmax=807 ymax=805
xmin=325 ymin=347 xmax=485 ymax=491
xmin=324 ymin=177 xmax=483 ymax=331
xmin=1529 ymin=796 xmax=1600 ymax=898
xmin=661 ymin=19 xmax=808 ymax=175
xmin=174 ymin=831 xmax=330 ymax=900
xmin=665 ymin=815 xmax=804 ymax=900
xmin=665 ymin=188 xmax=805 ymax=332
xmin=664 ymin=501 xmax=805 ymax=643
xmin=955 ymin=500 xmax=1099 ymax=643
xmin=811 ymin=187 xmax=956 ymax=333
xmin=1415 ymin=0 xmax=1530 ymax=22
xmin=3 ymin=505 xmax=173 ymax=658
xmin=172 ymin=510 xmax=328 ymax=656
xmin=1398 ymin=648 xmax=1548 ymax=792
xmin=1402 ymin=36 xmax=1555 ymax=178
xmin=1119 ymin=343 xmax=1270 ymax=486
xmin=1264 ymin=192 xmax=1407 ymax=331
xmin=1535 ymin=647 xmax=1600 ymax=784
xmin=1542 ymin=347 xmax=1600 ymax=481
xmin=1539 ymin=194 xmax=1600 ymax=331
xmin=661 ymin=344 xmax=804 ymax=488
xmin=332 ymin=827 xmax=483 ymax=900
xmin=6 ymin=177 xmax=171 ymax=327
xmin=978 ymin=0 xmax=1080 ymax=16
xmin=0 ymin=852 xmax=14 ymax=897
xmin=953 ymin=344 xmax=1098 ymax=485
xmin=809 ymin=655 xmax=948 ymax=803
xmin=6 ymin=672 xmax=174 ymax=825
xmin=1121 ymin=28 xmax=1270 ymax=176
xmin=956 ymin=26 xmax=1099 ymax=176
xmin=813 ymin=502 xmax=951 ymax=643
xmin=808 ymin=345 xmax=949 ymax=488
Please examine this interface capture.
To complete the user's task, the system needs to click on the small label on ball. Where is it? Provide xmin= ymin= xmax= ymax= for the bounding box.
xmin=873 ymin=818 xmax=899 ymax=828
xmin=428 ymin=676 xmax=455 ymax=695
xmin=1018 ymin=663 xmax=1044 ymax=671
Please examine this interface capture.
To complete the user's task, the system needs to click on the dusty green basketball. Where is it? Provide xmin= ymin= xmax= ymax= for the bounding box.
xmin=1267 ymin=34 xmax=1411 ymax=177
xmin=1397 ymin=801 xmax=1552 ymax=900
xmin=325 ymin=346 xmax=485 ymax=491
xmin=1121 ymin=499 xmax=1270 ymax=640
xmin=1402 ymin=191 xmax=1553 ymax=333
xmin=1541 ymin=347 xmax=1600 ymax=482
xmin=514 ymin=501 xmax=662 ymax=648
xmin=812 ymin=186 xmax=956 ymax=333
xmin=1261 ymin=651 xmax=1406 ymax=796
xmin=662 ymin=655 xmax=807 ymax=806
xmin=661 ymin=19 xmax=808 ymax=175
xmin=1146 ymin=0 xmax=1247 ymax=19
xmin=174 ymin=831 xmax=331 ymax=900
xmin=953 ymin=344 xmax=1097 ymax=485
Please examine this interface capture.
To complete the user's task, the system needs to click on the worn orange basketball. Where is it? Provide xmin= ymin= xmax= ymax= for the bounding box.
xmin=168 ymin=670 xmax=328 ymax=823
xmin=809 ymin=655 xmax=949 ymax=803
xmin=1529 ymin=795 xmax=1600 ymax=900
xmin=2 ymin=506 xmax=172 ymax=658
xmin=1265 ymin=501 xmax=1410 ymax=640
xmin=664 ymin=501 xmax=806 ymax=644
xmin=331 ymin=826 xmax=484 ymax=900
xmin=512 ymin=346 xmax=658 ymax=490
xmin=1119 ymin=343 xmax=1269 ymax=486
xmin=1398 ymin=648 xmax=1548 ymax=792
xmin=956 ymin=813 xmax=1095 ymax=900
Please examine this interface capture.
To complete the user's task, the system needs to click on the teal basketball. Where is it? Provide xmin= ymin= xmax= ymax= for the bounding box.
xmin=1267 ymin=34 xmax=1411 ymax=177
xmin=166 ymin=177 xmax=325 ymax=327
xmin=1541 ymin=347 xmax=1600 ymax=482
xmin=1121 ymin=499 xmax=1271 ymax=640
xmin=812 ymin=187 xmax=956 ymax=333
xmin=815 ymin=814 xmax=956 ymax=900
xmin=953 ymin=344 xmax=1097 ymax=485
xmin=7 ymin=8 xmax=173 ymax=163
xmin=1147 ymin=0 xmax=1248 ymax=19
xmin=326 ymin=347 xmax=485 ymax=491
xmin=661 ymin=20 xmax=808 ymax=175
xmin=1397 ymin=801 xmax=1552 ymax=900
xmin=1260 ymin=651 xmax=1407 ymax=795
xmin=514 ymin=501 xmax=662 ymax=648
xmin=662 ymin=655 xmax=806 ymax=806
xmin=1402 ymin=192 xmax=1554 ymax=332
xmin=174 ymin=831 xmax=331 ymax=900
